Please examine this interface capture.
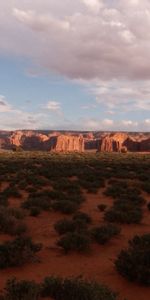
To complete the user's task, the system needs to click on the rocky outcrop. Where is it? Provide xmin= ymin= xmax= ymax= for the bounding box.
xmin=47 ymin=135 xmax=84 ymax=152
xmin=0 ymin=130 xmax=149 ymax=152
xmin=100 ymin=133 xmax=128 ymax=152
xmin=9 ymin=131 xmax=49 ymax=150
xmin=99 ymin=133 xmax=150 ymax=152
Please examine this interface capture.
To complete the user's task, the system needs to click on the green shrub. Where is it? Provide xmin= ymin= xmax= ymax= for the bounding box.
xmin=0 ymin=206 xmax=27 ymax=236
xmin=105 ymin=205 xmax=142 ymax=224
xmin=115 ymin=234 xmax=150 ymax=285
xmin=73 ymin=212 xmax=92 ymax=224
xmin=91 ymin=224 xmax=121 ymax=244
xmin=22 ymin=197 xmax=51 ymax=211
xmin=51 ymin=200 xmax=78 ymax=214
xmin=54 ymin=218 xmax=88 ymax=235
xmin=0 ymin=237 xmax=42 ymax=269
xmin=57 ymin=232 xmax=91 ymax=253
xmin=1 ymin=278 xmax=40 ymax=300
xmin=41 ymin=276 xmax=117 ymax=300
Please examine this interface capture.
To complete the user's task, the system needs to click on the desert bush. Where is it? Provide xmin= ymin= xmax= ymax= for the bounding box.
xmin=54 ymin=219 xmax=76 ymax=235
xmin=0 ymin=237 xmax=42 ymax=269
xmin=2 ymin=187 xmax=21 ymax=199
xmin=105 ymin=205 xmax=142 ymax=224
xmin=73 ymin=212 xmax=92 ymax=224
xmin=115 ymin=234 xmax=150 ymax=285
xmin=0 ymin=278 xmax=40 ymax=300
xmin=98 ymin=204 xmax=107 ymax=212
xmin=0 ymin=206 xmax=27 ymax=236
xmin=7 ymin=208 xmax=25 ymax=219
xmin=54 ymin=218 xmax=88 ymax=235
xmin=91 ymin=224 xmax=121 ymax=244
xmin=57 ymin=232 xmax=91 ymax=253
xmin=30 ymin=207 xmax=41 ymax=217
xmin=51 ymin=200 xmax=78 ymax=214
xmin=41 ymin=276 xmax=117 ymax=300
xmin=22 ymin=197 xmax=51 ymax=211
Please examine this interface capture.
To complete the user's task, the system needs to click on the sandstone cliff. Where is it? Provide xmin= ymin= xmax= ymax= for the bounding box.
xmin=98 ymin=133 xmax=150 ymax=152
xmin=47 ymin=135 xmax=84 ymax=152
xmin=0 ymin=130 xmax=149 ymax=152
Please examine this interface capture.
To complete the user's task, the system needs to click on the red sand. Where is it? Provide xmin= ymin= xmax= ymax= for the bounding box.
xmin=0 ymin=187 xmax=149 ymax=300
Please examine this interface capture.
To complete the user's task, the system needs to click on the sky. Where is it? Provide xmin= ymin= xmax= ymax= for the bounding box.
xmin=0 ymin=0 xmax=150 ymax=131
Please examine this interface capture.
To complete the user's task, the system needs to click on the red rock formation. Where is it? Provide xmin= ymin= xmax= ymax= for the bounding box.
xmin=99 ymin=133 xmax=150 ymax=152
xmin=0 ymin=130 xmax=149 ymax=152
xmin=9 ymin=131 xmax=49 ymax=150
xmin=48 ymin=135 xmax=84 ymax=152
xmin=100 ymin=133 xmax=128 ymax=152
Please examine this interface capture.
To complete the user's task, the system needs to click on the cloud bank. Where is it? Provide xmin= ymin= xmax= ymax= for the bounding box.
xmin=1 ymin=0 xmax=150 ymax=81
xmin=0 ymin=0 xmax=150 ymax=130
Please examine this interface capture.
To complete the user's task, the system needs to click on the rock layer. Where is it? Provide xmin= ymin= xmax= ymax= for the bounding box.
xmin=0 ymin=130 xmax=149 ymax=152
xmin=98 ymin=133 xmax=150 ymax=152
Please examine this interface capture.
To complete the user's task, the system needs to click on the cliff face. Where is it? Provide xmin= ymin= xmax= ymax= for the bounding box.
xmin=100 ymin=133 xmax=128 ymax=152
xmin=9 ymin=131 xmax=49 ymax=150
xmin=48 ymin=135 xmax=84 ymax=152
xmin=0 ymin=130 xmax=149 ymax=152
xmin=99 ymin=133 xmax=150 ymax=152
xmin=2 ymin=131 xmax=84 ymax=152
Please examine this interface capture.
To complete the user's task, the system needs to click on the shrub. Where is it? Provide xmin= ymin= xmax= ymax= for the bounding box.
xmin=73 ymin=212 xmax=92 ymax=224
xmin=98 ymin=204 xmax=107 ymax=212
xmin=54 ymin=218 xmax=88 ymax=236
xmin=105 ymin=205 xmax=142 ymax=224
xmin=54 ymin=219 xmax=76 ymax=235
xmin=115 ymin=234 xmax=150 ymax=285
xmin=7 ymin=208 xmax=25 ymax=219
xmin=0 ymin=237 xmax=42 ymax=269
xmin=57 ymin=232 xmax=91 ymax=253
xmin=0 ymin=206 xmax=27 ymax=236
xmin=1 ymin=278 xmax=40 ymax=300
xmin=30 ymin=207 xmax=41 ymax=217
xmin=51 ymin=200 xmax=78 ymax=214
xmin=147 ymin=202 xmax=150 ymax=211
xmin=91 ymin=224 xmax=121 ymax=244
xmin=22 ymin=197 xmax=51 ymax=211
xmin=41 ymin=276 xmax=117 ymax=300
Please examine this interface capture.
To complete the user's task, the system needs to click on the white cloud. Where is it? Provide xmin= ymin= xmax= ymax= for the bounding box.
xmin=1 ymin=0 xmax=150 ymax=81
xmin=45 ymin=101 xmax=61 ymax=113
xmin=0 ymin=1 xmax=150 ymax=130
xmin=88 ymin=79 xmax=150 ymax=112
xmin=82 ymin=0 xmax=103 ymax=13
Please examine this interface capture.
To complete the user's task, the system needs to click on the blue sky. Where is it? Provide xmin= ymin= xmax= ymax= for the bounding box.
xmin=0 ymin=0 xmax=150 ymax=131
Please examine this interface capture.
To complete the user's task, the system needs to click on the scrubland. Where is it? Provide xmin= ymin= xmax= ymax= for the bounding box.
xmin=0 ymin=151 xmax=150 ymax=300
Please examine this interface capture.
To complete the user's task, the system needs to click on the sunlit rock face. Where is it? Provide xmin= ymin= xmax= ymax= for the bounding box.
xmin=48 ymin=135 xmax=84 ymax=152
xmin=0 ymin=130 xmax=149 ymax=152
xmin=98 ymin=133 xmax=150 ymax=152
xmin=99 ymin=133 xmax=128 ymax=152
xmin=9 ymin=131 xmax=49 ymax=150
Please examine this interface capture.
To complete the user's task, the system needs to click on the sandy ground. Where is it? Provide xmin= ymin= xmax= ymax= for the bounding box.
xmin=0 ymin=186 xmax=150 ymax=300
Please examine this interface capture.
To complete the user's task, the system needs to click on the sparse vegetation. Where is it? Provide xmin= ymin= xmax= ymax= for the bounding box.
xmin=115 ymin=234 xmax=150 ymax=285
xmin=41 ymin=276 xmax=117 ymax=300
xmin=0 ymin=151 xmax=149 ymax=300
xmin=0 ymin=276 xmax=117 ymax=300
xmin=0 ymin=237 xmax=42 ymax=269
xmin=91 ymin=224 xmax=121 ymax=244
xmin=57 ymin=232 xmax=91 ymax=253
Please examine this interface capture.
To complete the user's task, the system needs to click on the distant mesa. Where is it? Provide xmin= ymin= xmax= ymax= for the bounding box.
xmin=0 ymin=130 xmax=150 ymax=152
